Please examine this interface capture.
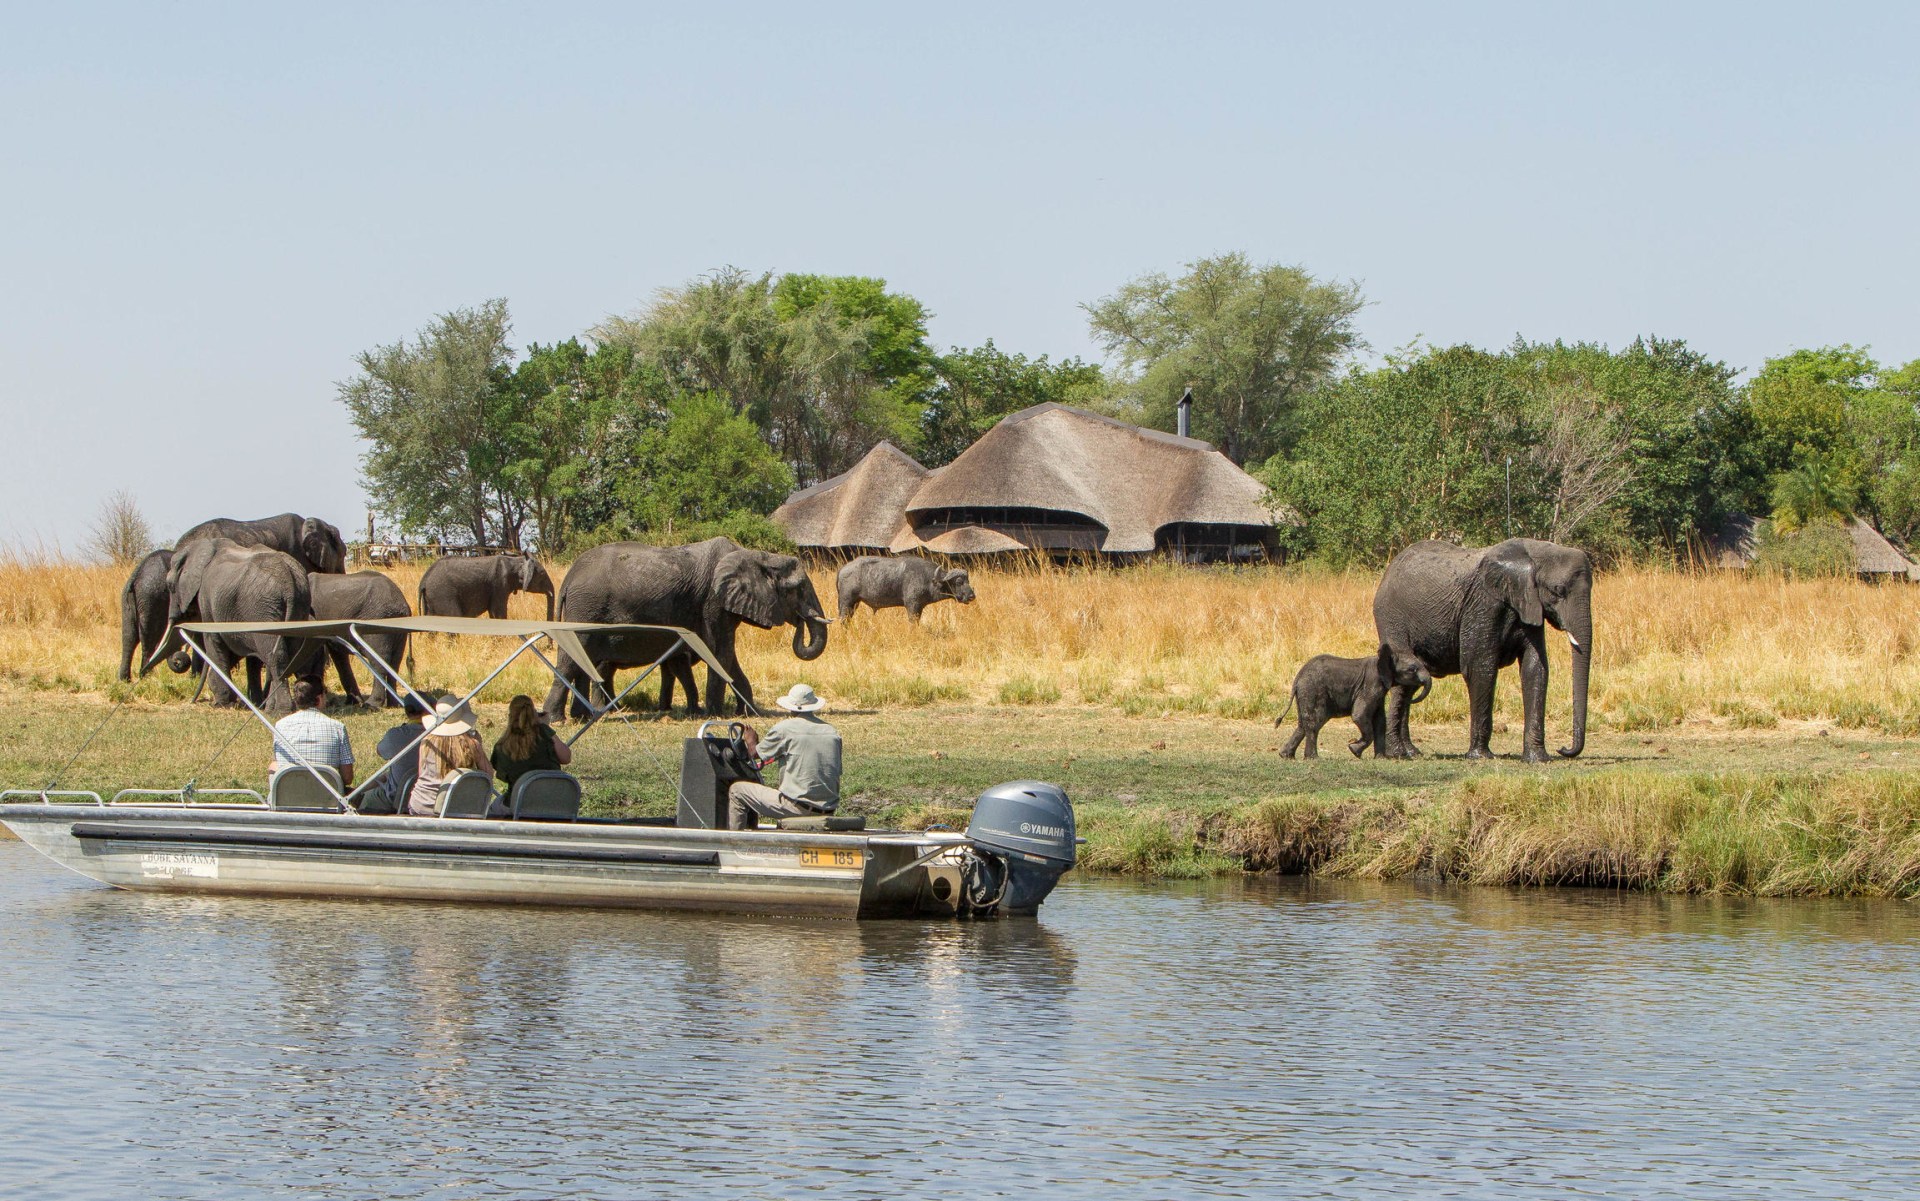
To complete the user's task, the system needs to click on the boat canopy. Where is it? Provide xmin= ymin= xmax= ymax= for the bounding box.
xmin=174 ymin=617 xmax=731 ymax=687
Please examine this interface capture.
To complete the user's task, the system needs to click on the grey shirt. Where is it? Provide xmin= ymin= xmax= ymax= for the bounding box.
xmin=755 ymin=715 xmax=842 ymax=811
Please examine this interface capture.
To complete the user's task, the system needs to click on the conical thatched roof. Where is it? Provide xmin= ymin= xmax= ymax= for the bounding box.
xmin=772 ymin=403 xmax=1276 ymax=557
xmin=772 ymin=442 xmax=932 ymax=553
xmin=1850 ymin=519 xmax=1915 ymax=576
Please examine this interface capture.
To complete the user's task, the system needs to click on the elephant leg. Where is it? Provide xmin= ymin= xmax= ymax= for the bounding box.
xmin=540 ymin=675 xmax=573 ymax=724
xmin=247 ymin=657 xmax=267 ymax=707
xmin=1279 ymin=724 xmax=1305 ymax=758
xmin=325 ymin=643 xmax=362 ymax=703
xmin=1383 ymin=686 xmax=1418 ymax=759
xmin=206 ymin=647 xmax=242 ymax=707
xmin=905 ymin=601 xmax=923 ymax=623
xmin=1300 ymin=712 xmax=1322 ymax=759
xmin=1518 ymin=628 xmax=1550 ymax=764
xmin=1464 ymin=661 xmax=1501 ymax=760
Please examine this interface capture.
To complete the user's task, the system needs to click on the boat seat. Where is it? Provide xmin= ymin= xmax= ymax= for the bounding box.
xmin=509 ymin=770 xmax=582 ymax=822
xmin=437 ymin=770 xmax=496 ymax=819
xmin=267 ymin=765 xmax=344 ymax=811
xmin=775 ymin=814 xmax=865 ymax=832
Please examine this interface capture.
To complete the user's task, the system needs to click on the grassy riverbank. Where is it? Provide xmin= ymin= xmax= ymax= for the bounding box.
xmin=6 ymin=553 xmax=1920 ymax=895
xmin=5 ymin=693 xmax=1920 ymax=896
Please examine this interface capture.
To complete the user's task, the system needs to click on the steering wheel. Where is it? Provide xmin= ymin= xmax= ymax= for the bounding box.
xmin=727 ymin=721 xmax=754 ymax=768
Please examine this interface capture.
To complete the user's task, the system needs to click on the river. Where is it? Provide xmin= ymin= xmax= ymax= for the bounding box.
xmin=2 ymin=840 xmax=1917 ymax=1199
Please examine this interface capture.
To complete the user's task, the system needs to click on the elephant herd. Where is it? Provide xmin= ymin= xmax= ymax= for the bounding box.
xmin=118 ymin=512 xmax=561 ymax=711
xmin=116 ymin=514 xmax=1590 ymax=763
xmin=1279 ymin=537 xmax=1594 ymax=764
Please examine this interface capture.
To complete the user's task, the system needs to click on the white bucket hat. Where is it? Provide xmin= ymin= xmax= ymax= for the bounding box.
xmin=430 ymin=695 xmax=478 ymax=736
xmin=775 ymin=683 xmax=826 ymax=713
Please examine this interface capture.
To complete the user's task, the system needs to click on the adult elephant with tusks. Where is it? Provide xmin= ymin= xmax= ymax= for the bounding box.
xmin=117 ymin=548 xmax=174 ymax=681
xmin=158 ymin=539 xmax=318 ymax=711
xmin=541 ymin=538 xmax=829 ymax=721
xmin=1373 ymin=538 xmax=1593 ymax=764
xmin=417 ymin=553 xmax=555 ymax=621
xmin=174 ymin=512 xmax=348 ymax=575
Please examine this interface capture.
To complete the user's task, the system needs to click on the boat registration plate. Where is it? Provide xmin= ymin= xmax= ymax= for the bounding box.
xmin=797 ymin=847 xmax=861 ymax=870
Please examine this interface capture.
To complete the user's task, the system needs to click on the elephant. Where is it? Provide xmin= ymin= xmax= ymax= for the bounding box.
xmin=303 ymin=571 xmax=412 ymax=706
xmin=836 ymin=555 xmax=975 ymax=623
xmin=1373 ymin=538 xmax=1593 ymax=763
xmin=117 ymin=548 xmax=174 ymax=681
xmin=1276 ymin=646 xmax=1432 ymax=759
xmin=175 ymin=513 xmax=347 ymax=575
xmin=541 ymin=537 xmax=829 ymax=721
xmin=417 ymin=553 xmax=555 ymax=621
xmin=160 ymin=538 xmax=318 ymax=711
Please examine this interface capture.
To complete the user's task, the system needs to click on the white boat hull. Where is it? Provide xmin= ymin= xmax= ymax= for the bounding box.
xmin=0 ymin=805 xmax=972 ymax=919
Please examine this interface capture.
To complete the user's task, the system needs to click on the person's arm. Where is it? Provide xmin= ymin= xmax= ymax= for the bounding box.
xmin=338 ymin=729 xmax=356 ymax=789
xmin=339 ymin=762 xmax=355 ymax=788
xmin=751 ymin=725 xmax=788 ymax=770
xmin=550 ymin=730 xmax=572 ymax=766
xmin=472 ymin=734 xmax=496 ymax=779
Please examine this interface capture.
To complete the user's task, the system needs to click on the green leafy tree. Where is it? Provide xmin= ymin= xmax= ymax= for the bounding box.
xmin=497 ymin=340 xmax=665 ymax=553
xmin=1502 ymin=337 xmax=1738 ymax=551
xmin=1085 ymin=253 xmax=1365 ymax=464
xmin=597 ymin=268 xmax=934 ymax=486
xmin=1770 ymin=448 xmax=1859 ymax=532
xmin=624 ymin=393 xmax=796 ymax=537
xmin=920 ymin=341 xmax=1108 ymax=466
xmin=1265 ymin=346 xmax=1540 ymax=566
xmin=339 ymin=299 xmax=517 ymax=545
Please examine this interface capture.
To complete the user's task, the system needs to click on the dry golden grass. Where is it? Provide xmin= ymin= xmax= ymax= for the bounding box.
xmin=4 ymin=552 xmax=1920 ymax=737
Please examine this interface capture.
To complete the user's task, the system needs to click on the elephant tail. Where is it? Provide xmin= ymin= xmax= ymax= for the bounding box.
xmin=1274 ymin=689 xmax=1296 ymax=726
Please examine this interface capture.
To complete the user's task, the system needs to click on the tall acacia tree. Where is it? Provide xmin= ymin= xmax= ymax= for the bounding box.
xmin=339 ymin=299 xmax=516 ymax=545
xmin=1084 ymin=253 xmax=1366 ymax=464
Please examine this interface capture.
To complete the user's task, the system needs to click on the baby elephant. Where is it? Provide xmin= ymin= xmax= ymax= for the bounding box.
xmin=836 ymin=555 xmax=975 ymax=623
xmin=1278 ymin=646 xmax=1432 ymax=759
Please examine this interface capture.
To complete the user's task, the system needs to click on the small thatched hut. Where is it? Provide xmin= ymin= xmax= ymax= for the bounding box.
xmin=1705 ymin=513 xmax=1917 ymax=581
xmin=771 ymin=403 xmax=1277 ymax=561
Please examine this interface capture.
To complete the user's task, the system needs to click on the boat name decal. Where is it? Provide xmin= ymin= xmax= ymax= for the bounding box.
xmin=141 ymin=852 xmax=219 ymax=880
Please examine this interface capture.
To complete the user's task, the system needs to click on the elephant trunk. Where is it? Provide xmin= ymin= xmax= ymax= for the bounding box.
xmin=792 ymin=614 xmax=828 ymax=661
xmin=1558 ymin=602 xmax=1592 ymax=758
xmin=1410 ymin=677 xmax=1432 ymax=705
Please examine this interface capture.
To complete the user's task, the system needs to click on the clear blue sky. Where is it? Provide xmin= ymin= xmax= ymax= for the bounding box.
xmin=5 ymin=2 xmax=1916 ymax=549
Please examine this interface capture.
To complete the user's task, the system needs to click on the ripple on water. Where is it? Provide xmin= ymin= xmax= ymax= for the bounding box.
xmin=1 ymin=844 xmax=1918 ymax=1199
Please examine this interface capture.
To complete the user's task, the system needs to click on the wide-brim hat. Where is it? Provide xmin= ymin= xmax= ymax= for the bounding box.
xmin=776 ymin=683 xmax=826 ymax=713
xmin=430 ymin=695 xmax=478 ymax=736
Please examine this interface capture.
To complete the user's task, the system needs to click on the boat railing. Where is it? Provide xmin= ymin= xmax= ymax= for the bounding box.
xmin=0 ymin=789 xmax=107 ymax=806
xmin=110 ymin=788 xmax=268 ymax=808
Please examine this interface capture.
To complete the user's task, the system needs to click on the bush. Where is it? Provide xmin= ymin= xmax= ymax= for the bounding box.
xmin=1751 ymin=517 xmax=1855 ymax=579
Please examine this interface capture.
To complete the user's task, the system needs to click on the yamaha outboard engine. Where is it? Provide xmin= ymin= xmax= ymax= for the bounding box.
xmin=964 ymin=781 xmax=1076 ymax=915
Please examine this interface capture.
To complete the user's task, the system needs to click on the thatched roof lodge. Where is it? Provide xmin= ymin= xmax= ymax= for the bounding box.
xmin=1706 ymin=513 xmax=1919 ymax=581
xmin=773 ymin=403 xmax=1276 ymax=561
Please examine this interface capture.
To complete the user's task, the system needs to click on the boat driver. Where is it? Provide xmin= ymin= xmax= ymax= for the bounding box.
xmin=728 ymin=684 xmax=842 ymax=830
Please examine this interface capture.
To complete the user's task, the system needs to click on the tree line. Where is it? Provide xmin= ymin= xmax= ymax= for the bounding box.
xmin=339 ymin=255 xmax=1920 ymax=568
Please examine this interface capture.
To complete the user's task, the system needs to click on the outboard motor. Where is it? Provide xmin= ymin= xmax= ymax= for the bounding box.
xmin=964 ymin=781 xmax=1076 ymax=915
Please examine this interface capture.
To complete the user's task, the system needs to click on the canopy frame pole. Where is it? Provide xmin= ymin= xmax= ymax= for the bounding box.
xmin=336 ymin=630 xmax=547 ymax=810
xmin=345 ymin=628 xmax=423 ymax=708
xmin=564 ymin=637 xmax=684 ymax=748
xmin=526 ymin=645 xmax=600 ymax=725
xmin=321 ymin=635 xmax=405 ymax=708
xmin=176 ymin=631 xmax=348 ymax=811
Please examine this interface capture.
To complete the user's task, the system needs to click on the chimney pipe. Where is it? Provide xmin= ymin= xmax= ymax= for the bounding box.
xmin=1177 ymin=386 xmax=1193 ymax=438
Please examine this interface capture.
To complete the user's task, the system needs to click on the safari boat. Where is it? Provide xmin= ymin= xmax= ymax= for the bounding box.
xmin=0 ymin=617 xmax=1076 ymax=919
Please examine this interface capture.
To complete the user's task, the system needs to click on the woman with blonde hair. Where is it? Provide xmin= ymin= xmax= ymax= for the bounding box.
xmin=406 ymin=696 xmax=496 ymax=816
xmin=490 ymin=694 xmax=571 ymax=788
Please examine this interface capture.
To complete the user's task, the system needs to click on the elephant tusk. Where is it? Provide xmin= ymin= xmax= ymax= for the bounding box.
xmin=1567 ymin=634 xmax=1581 ymax=651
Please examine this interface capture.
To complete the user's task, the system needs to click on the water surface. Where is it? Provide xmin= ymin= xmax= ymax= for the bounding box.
xmin=2 ymin=841 xmax=1917 ymax=1199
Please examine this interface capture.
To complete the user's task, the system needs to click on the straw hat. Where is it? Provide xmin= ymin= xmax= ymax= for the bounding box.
xmin=429 ymin=695 xmax=478 ymax=736
xmin=775 ymin=683 xmax=826 ymax=713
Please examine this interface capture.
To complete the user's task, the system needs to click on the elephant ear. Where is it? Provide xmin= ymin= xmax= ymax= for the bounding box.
xmin=167 ymin=540 xmax=218 ymax=623
xmin=300 ymin=518 xmax=343 ymax=572
xmin=520 ymin=556 xmax=540 ymax=590
xmin=716 ymin=550 xmax=779 ymax=628
xmin=1484 ymin=551 xmax=1544 ymax=626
